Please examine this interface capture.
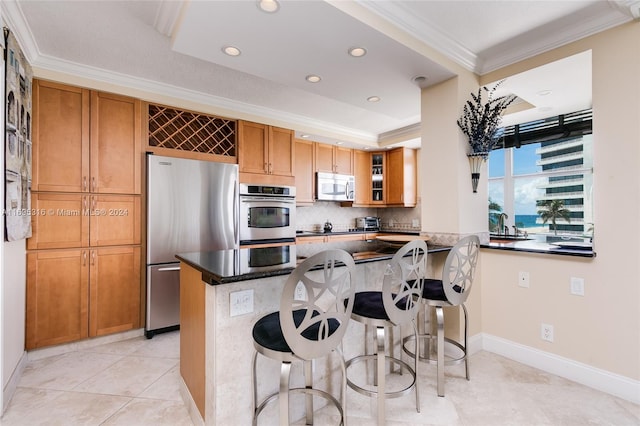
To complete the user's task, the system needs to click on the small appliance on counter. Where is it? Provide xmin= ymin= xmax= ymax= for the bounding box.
xmin=323 ymin=220 xmax=333 ymax=233
xmin=356 ymin=216 xmax=380 ymax=231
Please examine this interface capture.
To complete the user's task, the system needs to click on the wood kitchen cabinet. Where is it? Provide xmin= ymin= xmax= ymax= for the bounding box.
xmin=352 ymin=147 xmax=417 ymax=207
xmin=28 ymin=193 xmax=141 ymax=250
xmin=315 ymin=143 xmax=353 ymax=175
xmin=26 ymin=249 xmax=89 ymax=349
xmin=26 ymin=246 xmax=141 ymax=349
xmin=238 ymin=121 xmax=294 ymax=184
xmin=28 ymin=79 xmax=143 ymax=349
xmin=294 ymin=139 xmax=315 ymax=205
xmin=89 ymin=246 xmax=141 ymax=337
xmin=32 ymin=80 xmax=142 ymax=195
xmin=386 ymin=147 xmax=417 ymax=207
xmin=353 ymin=150 xmax=372 ymax=205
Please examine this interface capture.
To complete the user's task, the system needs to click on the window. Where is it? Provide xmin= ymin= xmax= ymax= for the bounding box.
xmin=488 ymin=110 xmax=593 ymax=237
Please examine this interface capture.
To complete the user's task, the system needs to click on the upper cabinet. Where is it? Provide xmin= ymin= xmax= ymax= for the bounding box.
xmin=314 ymin=143 xmax=353 ymax=175
xmin=294 ymin=139 xmax=315 ymax=205
xmin=352 ymin=147 xmax=417 ymax=208
xmin=238 ymin=120 xmax=294 ymax=185
xmin=32 ymin=80 xmax=141 ymax=194
xmin=386 ymin=147 xmax=417 ymax=207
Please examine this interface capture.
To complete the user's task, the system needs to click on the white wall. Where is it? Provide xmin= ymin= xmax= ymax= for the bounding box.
xmin=477 ymin=22 xmax=640 ymax=393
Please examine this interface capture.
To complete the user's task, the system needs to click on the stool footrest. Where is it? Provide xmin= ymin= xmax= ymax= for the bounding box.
xmin=402 ymin=334 xmax=467 ymax=365
xmin=254 ymin=387 xmax=345 ymax=426
xmin=345 ymin=354 xmax=417 ymax=399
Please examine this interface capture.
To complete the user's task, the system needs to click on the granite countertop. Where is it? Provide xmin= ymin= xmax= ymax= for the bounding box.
xmin=176 ymin=244 xmax=451 ymax=286
xmin=482 ymin=235 xmax=596 ymax=258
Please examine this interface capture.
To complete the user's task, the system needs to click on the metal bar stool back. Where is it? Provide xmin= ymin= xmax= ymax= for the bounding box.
xmin=346 ymin=239 xmax=427 ymax=426
xmin=403 ymin=235 xmax=480 ymax=397
xmin=251 ymin=249 xmax=356 ymax=425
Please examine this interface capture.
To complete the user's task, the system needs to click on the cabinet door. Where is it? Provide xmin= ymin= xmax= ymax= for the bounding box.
xmin=334 ymin=146 xmax=353 ymax=175
xmin=28 ymin=193 xmax=90 ymax=250
xmin=314 ymin=143 xmax=334 ymax=173
xmin=32 ymin=80 xmax=90 ymax=192
xmin=295 ymin=139 xmax=315 ymax=204
xmin=387 ymin=147 xmax=417 ymax=207
xmin=89 ymin=195 xmax=141 ymax=246
xmin=89 ymin=246 xmax=141 ymax=337
xmin=238 ymin=121 xmax=268 ymax=174
xmin=269 ymin=126 xmax=294 ymax=176
xmin=353 ymin=150 xmax=371 ymax=205
xmin=371 ymin=152 xmax=386 ymax=205
xmin=90 ymin=91 xmax=141 ymax=194
xmin=26 ymin=249 xmax=89 ymax=349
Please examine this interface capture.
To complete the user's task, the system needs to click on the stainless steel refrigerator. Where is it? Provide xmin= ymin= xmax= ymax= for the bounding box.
xmin=146 ymin=154 xmax=238 ymax=338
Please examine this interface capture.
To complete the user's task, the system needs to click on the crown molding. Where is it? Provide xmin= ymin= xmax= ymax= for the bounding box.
xmin=32 ymin=53 xmax=379 ymax=144
xmin=153 ymin=0 xmax=184 ymax=37
xmin=477 ymin=3 xmax=633 ymax=74
xmin=356 ymin=0 xmax=478 ymax=73
xmin=1 ymin=0 xmax=40 ymax=62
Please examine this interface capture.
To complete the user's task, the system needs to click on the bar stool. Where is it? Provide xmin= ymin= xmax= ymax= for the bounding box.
xmin=403 ymin=235 xmax=480 ymax=397
xmin=345 ymin=239 xmax=427 ymax=426
xmin=251 ymin=249 xmax=356 ymax=425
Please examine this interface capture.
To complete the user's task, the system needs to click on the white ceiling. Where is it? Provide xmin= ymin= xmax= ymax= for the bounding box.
xmin=4 ymin=0 xmax=637 ymax=150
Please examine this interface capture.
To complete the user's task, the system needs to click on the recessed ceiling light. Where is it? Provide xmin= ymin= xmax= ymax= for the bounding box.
xmin=306 ymin=75 xmax=321 ymax=83
xmin=257 ymin=0 xmax=279 ymax=13
xmin=367 ymin=96 xmax=380 ymax=102
xmin=537 ymin=90 xmax=553 ymax=96
xmin=336 ymin=141 xmax=344 ymax=145
xmin=222 ymin=46 xmax=241 ymax=56
xmin=348 ymin=47 xmax=367 ymax=57
xmin=364 ymin=147 xmax=370 ymax=150
xmin=301 ymin=134 xmax=310 ymax=138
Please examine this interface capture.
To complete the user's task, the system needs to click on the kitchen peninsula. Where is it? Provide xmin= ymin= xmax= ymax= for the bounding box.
xmin=176 ymin=240 xmax=450 ymax=425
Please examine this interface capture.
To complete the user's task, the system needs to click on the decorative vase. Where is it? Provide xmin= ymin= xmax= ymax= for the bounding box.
xmin=467 ymin=152 xmax=488 ymax=193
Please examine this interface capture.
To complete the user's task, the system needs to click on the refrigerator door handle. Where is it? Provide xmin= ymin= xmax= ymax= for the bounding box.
xmin=157 ymin=266 xmax=181 ymax=272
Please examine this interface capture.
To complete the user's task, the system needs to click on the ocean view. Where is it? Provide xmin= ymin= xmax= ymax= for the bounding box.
xmin=514 ymin=214 xmax=541 ymax=229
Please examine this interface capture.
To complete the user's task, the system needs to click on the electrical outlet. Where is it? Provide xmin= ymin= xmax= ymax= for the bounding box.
xmin=541 ymin=323 xmax=554 ymax=342
xmin=570 ymin=277 xmax=585 ymax=296
xmin=518 ymin=271 xmax=530 ymax=288
xmin=230 ymin=289 xmax=253 ymax=317
xmin=294 ymin=282 xmax=307 ymax=300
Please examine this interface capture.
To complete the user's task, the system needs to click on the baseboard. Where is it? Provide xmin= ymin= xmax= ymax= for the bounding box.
xmin=478 ymin=333 xmax=640 ymax=405
xmin=2 ymin=350 xmax=27 ymax=414
xmin=27 ymin=328 xmax=145 ymax=361
xmin=179 ymin=376 xmax=205 ymax=426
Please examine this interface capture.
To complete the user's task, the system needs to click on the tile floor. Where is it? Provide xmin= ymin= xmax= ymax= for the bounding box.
xmin=1 ymin=331 xmax=638 ymax=425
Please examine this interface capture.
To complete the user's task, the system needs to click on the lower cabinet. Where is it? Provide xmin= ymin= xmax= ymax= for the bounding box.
xmin=26 ymin=246 xmax=141 ymax=349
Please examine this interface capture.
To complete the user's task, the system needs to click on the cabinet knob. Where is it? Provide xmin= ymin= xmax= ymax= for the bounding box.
xmin=83 ymin=176 xmax=88 ymax=192
xmin=82 ymin=251 xmax=88 ymax=266
xmin=91 ymin=250 xmax=96 ymax=266
xmin=91 ymin=177 xmax=96 ymax=192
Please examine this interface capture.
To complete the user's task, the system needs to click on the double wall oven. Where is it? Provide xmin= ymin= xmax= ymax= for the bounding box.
xmin=239 ymin=183 xmax=297 ymax=273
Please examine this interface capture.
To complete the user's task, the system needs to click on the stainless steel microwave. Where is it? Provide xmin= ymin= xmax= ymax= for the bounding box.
xmin=316 ymin=172 xmax=355 ymax=201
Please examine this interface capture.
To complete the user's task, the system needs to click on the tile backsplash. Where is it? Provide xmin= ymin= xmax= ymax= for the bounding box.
xmin=296 ymin=201 xmax=421 ymax=233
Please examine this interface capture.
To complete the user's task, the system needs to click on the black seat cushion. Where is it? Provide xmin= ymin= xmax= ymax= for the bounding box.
xmin=253 ymin=309 xmax=340 ymax=353
xmin=351 ymin=291 xmax=389 ymax=320
xmin=421 ymin=278 xmax=462 ymax=302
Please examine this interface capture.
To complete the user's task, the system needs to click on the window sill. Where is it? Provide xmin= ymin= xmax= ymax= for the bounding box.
xmin=481 ymin=237 xmax=596 ymax=258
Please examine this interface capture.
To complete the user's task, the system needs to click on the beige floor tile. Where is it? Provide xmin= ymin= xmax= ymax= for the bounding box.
xmin=101 ymin=398 xmax=193 ymax=426
xmin=138 ymin=365 xmax=183 ymax=401
xmin=18 ymin=351 xmax=123 ymax=391
xmin=0 ymin=387 xmax=130 ymax=426
xmin=72 ymin=356 xmax=178 ymax=397
xmin=131 ymin=331 xmax=180 ymax=359
xmin=80 ymin=336 xmax=148 ymax=356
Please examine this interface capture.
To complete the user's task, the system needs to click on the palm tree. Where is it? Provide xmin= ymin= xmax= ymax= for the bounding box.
xmin=537 ymin=199 xmax=571 ymax=235
xmin=488 ymin=198 xmax=503 ymax=232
